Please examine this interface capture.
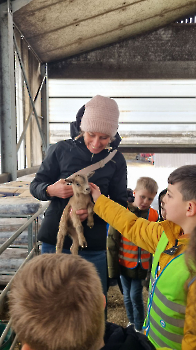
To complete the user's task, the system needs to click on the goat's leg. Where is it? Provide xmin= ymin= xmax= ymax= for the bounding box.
xmin=87 ymin=202 xmax=94 ymax=228
xmin=56 ymin=204 xmax=71 ymax=254
xmin=71 ymin=213 xmax=87 ymax=249
xmin=69 ymin=228 xmax=79 ymax=255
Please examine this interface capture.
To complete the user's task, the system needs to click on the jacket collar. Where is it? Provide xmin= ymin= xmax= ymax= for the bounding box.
xmin=161 ymin=220 xmax=183 ymax=246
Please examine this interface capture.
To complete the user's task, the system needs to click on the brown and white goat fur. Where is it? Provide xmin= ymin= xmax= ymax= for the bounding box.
xmin=56 ymin=172 xmax=94 ymax=255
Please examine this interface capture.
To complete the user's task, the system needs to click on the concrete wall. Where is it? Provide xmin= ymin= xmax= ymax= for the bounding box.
xmin=48 ymin=24 xmax=196 ymax=79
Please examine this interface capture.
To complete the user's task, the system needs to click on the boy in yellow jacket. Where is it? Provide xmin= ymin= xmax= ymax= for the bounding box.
xmin=90 ymin=164 xmax=196 ymax=350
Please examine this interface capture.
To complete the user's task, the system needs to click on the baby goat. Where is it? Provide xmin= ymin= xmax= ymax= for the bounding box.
xmin=56 ymin=172 xmax=94 ymax=255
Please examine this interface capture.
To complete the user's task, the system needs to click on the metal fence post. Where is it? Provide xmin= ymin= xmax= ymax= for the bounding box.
xmin=27 ymin=215 xmax=33 ymax=253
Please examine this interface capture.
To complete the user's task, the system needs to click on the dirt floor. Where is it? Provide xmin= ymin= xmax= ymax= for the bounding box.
xmin=107 ymin=283 xmax=149 ymax=327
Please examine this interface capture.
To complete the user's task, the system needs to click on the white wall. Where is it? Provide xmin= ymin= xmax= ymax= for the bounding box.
xmin=49 ymin=79 xmax=196 ymax=146
xmin=154 ymin=154 xmax=196 ymax=168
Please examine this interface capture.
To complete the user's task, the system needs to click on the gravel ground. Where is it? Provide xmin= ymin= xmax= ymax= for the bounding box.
xmin=107 ymin=283 xmax=149 ymax=327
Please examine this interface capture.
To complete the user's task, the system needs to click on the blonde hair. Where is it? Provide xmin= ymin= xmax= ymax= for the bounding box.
xmin=135 ymin=177 xmax=158 ymax=194
xmin=9 ymin=254 xmax=105 ymax=350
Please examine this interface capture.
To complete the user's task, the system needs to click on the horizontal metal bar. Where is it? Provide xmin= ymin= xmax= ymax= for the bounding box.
xmin=0 ymin=166 xmax=40 ymax=184
xmin=49 ymin=96 xmax=196 ymax=99
xmin=119 ymin=145 xmax=196 ymax=154
xmin=49 ymin=121 xmax=196 ymax=125
xmin=0 ymin=214 xmax=30 ymax=218
xmin=8 ymin=245 xmax=28 ymax=249
xmin=16 ymin=165 xmax=40 ymax=178
xmin=118 ymin=122 xmax=196 ymax=124
xmin=0 ymin=272 xmax=18 ymax=275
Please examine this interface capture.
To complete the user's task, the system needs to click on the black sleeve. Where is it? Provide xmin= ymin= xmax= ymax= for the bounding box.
xmin=30 ymin=143 xmax=61 ymax=201
xmin=108 ymin=151 xmax=128 ymax=208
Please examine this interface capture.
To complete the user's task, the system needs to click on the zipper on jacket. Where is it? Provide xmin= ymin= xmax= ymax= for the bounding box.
xmin=138 ymin=247 xmax=141 ymax=264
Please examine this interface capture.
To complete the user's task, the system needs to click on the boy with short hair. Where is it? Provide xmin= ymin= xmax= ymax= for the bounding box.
xmin=91 ymin=164 xmax=196 ymax=350
xmin=107 ymin=177 xmax=158 ymax=331
xmin=9 ymin=253 xmax=156 ymax=350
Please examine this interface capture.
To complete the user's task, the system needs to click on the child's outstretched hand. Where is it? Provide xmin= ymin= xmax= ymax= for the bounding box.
xmin=90 ymin=183 xmax=101 ymax=202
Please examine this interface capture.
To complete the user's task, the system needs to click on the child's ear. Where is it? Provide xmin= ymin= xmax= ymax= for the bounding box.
xmin=186 ymin=201 xmax=196 ymax=217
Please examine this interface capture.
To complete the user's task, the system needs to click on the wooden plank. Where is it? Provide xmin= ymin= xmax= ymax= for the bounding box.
xmin=18 ymin=189 xmax=32 ymax=197
xmin=0 ymin=197 xmax=41 ymax=215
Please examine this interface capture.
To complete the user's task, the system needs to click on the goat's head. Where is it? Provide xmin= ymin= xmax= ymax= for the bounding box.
xmin=65 ymin=172 xmax=94 ymax=195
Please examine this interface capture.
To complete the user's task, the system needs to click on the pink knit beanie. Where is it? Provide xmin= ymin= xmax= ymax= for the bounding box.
xmin=80 ymin=95 xmax=119 ymax=138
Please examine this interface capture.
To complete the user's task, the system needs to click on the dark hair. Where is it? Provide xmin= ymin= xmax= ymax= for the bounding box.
xmin=169 ymin=165 xmax=196 ymax=300
xmin=127 ymin=188 xmax=134 ymax=203
xmin=168 ymin=165 xmax=196 ymax=201
xmin=158 ymin=189 xmax=167 ymax=221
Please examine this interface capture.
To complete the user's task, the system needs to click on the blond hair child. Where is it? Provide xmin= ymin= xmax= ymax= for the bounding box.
xmin=9 ymin=254 xmax=156 ymax=350
xmin=107 ymin=177 xmax=158 ymax=331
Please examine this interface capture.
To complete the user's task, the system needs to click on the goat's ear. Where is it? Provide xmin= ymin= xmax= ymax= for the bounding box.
xmin=87 ymin=171 xmax=95 ymax=180
xmin=65 ymin=178 xmax=73 ymax=184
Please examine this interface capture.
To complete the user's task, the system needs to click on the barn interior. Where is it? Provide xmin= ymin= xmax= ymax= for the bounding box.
xmin=0 ymin=0 xmax=196 ymax=344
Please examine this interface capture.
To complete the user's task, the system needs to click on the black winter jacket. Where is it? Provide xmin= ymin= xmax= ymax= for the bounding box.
xmin=30 ymin=122 xmax=127 ymax=251
xmin=102 ymin=322 xmax=155 ymax=350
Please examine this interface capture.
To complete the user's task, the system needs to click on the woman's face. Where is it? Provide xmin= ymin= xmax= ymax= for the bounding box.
xmin=83 ymin=132 xmax=111 ymax=154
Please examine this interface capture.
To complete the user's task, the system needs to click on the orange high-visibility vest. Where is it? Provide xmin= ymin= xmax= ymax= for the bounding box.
xmin=118 ymin=208 xmax=158 ymax=270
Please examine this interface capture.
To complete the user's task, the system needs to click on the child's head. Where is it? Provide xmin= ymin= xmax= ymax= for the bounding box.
xmin=9 ymin=254 xmax=105 ymax=350
xmin=133 ymin=177 xmax=158 ymax=210
xmin=158 ymin=189 xmax=167 ymax=221
xmin=165 ymin=165 xmax=196 ymax=229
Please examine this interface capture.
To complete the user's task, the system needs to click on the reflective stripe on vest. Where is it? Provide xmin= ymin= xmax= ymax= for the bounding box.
xmin=144 ymin=233 xmax=190 ymax=350
xmin=118 ymin=208 xmax=158 ymax=270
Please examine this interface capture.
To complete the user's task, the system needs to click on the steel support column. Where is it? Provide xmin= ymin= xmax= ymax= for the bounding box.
xmin=0 ymin=0 xmax=17 ymax=180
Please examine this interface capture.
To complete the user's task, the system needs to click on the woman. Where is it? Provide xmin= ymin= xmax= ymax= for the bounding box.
xmin=30 ymin=95 xmax=127 ymax=297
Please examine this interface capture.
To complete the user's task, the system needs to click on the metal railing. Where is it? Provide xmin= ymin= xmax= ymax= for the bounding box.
xmin=0 ymin=203 xmax=48 ymax=349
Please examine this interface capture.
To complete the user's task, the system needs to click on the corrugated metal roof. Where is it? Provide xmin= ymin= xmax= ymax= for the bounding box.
xmin=13 ymin=0 xmax=196 ymax=63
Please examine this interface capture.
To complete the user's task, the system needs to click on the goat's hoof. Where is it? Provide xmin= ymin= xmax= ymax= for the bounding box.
xmin=80 ymin=240 xmax=87 ymax=248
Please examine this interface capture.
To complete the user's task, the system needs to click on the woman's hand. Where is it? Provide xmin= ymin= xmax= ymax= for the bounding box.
xmin=75 ymin=209 xmax=88 ymax=222
xmin=47 ymin=179 xmax=73 ymax=199
xmin=90 ymin=183 xmax=101 ymax=202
